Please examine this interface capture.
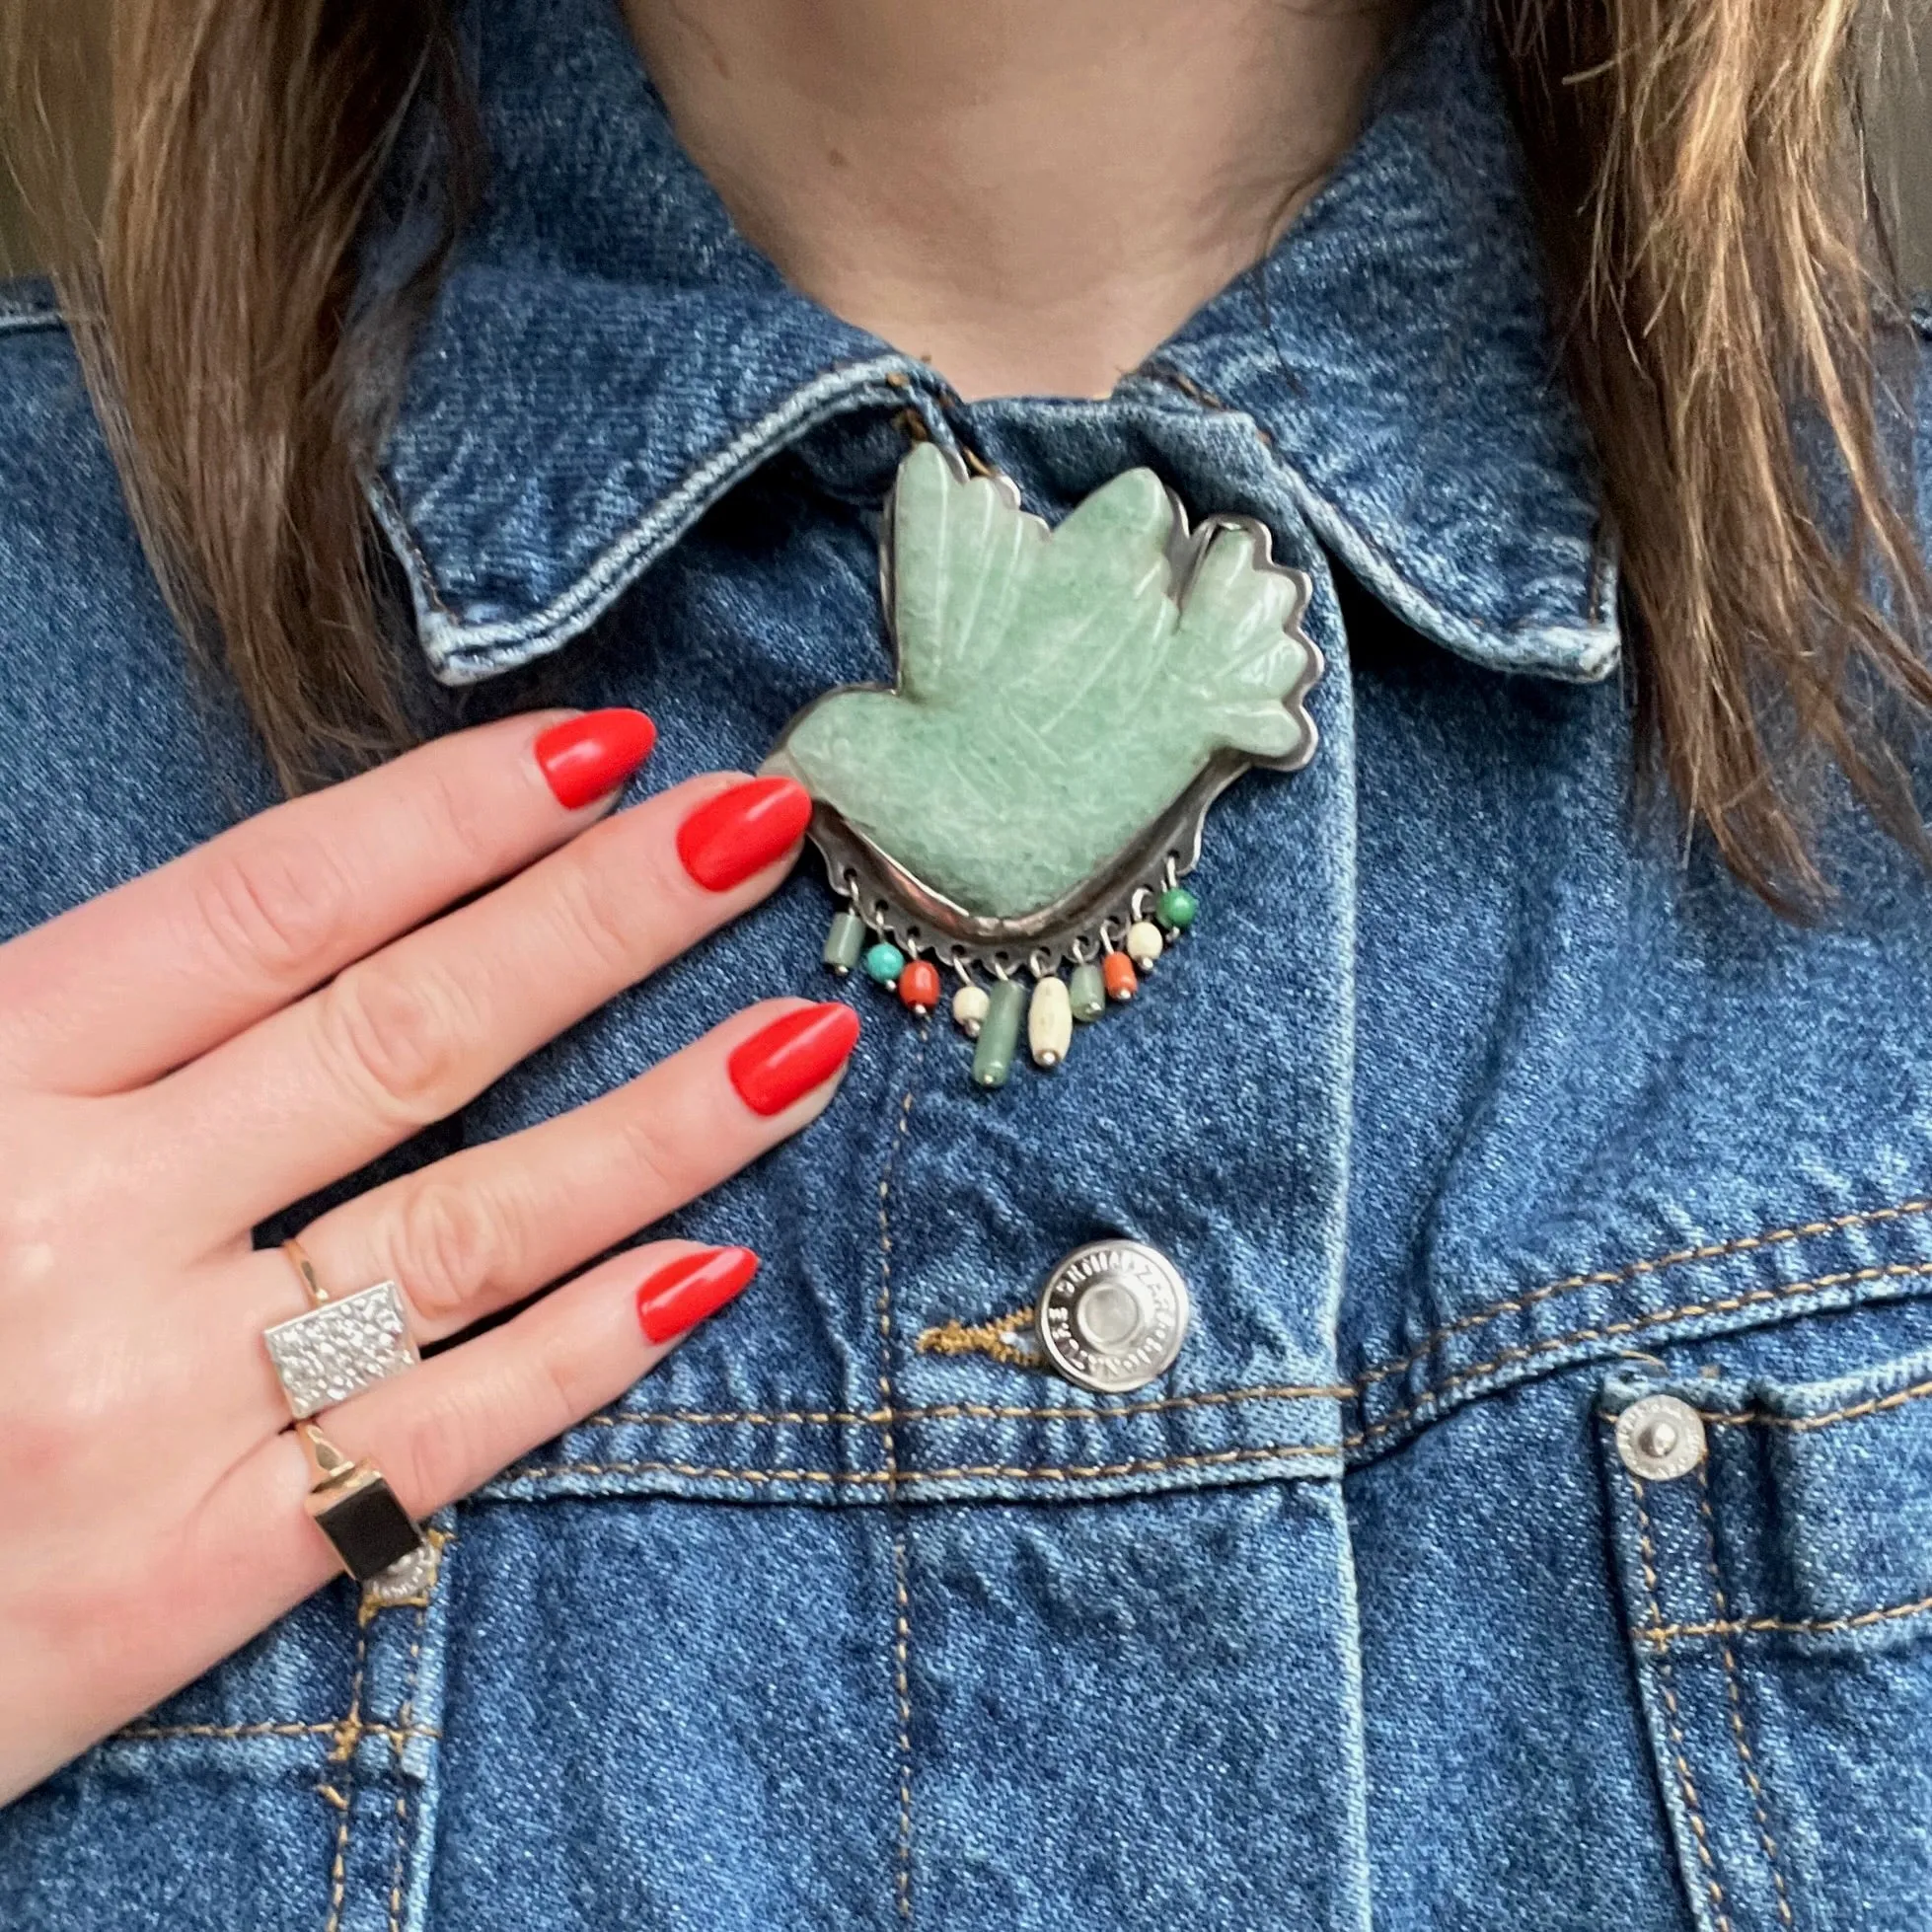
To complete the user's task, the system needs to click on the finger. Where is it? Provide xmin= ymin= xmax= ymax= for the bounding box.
xmin=199 ymin=1238 xmax=755 ymax=1609
xmin=209 ymin=1000 xmax=855 ymax=1446
xmin=141 ymin=771 xmax=816 ymax=1240
xmin=288 ymin=998 xmax=854 ymax=1343
xmin=0 ymin=709 xmax=655 ymax=1097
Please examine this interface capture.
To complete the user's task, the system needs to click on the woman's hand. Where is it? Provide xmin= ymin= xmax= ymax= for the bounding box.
xmin=0 ymin=710 xmax=856 ymax=1804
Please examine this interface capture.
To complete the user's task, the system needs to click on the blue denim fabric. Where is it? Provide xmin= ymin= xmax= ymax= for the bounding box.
xmin=3 ymin=0 xmax=1932 ymax=1923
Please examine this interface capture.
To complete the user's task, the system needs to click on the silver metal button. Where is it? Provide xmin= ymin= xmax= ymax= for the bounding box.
xmin=1036 ymin=1240 xmax=1190 ymax=1393
xmin=1614 ymin=1393 xmax=1707 ymax=1481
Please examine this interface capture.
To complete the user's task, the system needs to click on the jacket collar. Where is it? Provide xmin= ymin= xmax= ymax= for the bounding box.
xmin=377 ymin=0 xmax=1619 ymax=685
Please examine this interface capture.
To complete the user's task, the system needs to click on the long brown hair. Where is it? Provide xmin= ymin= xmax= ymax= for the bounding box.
xmin=4 ymin=0 xmax=1929 ymax=905
xmin=3 ymin=0 xmax=477 ymax=779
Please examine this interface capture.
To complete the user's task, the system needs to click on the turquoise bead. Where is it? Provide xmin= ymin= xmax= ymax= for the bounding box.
xmin=1156 ymin=885 xmax=1198 ymax=931
xmin=864 ymin=941 xmax=908 ymax=986
xmin=1070 ymin=961 xmax=1106 ymax=1022
xmin=970 ymin=980 xmax=1027 ymax=1088
xmin=822 ymin=910 xmax=866 ymax=974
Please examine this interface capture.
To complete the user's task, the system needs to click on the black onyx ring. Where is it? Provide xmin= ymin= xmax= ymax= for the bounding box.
xmin=297 ymin=1423 xmax=427 ymax=1584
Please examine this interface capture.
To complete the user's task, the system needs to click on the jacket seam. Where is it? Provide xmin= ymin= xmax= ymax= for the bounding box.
xmin=1695 ymin=1466 xmax=1797 ymax=1927
xmin=1702 ymin=1373 xmax=1932 ymax=1432
xmin=588 ymin=1382 xmax=1354 ymax=1429
xmin=1631 ymin=1476 xmax=1736 ymax=1931
xmin=1634 ymin=1592 xmax=1932 ymax=1647
xmin=321 ymin=1625 xmax=367 ymax=1932
xmin=890 ymin=1534 xmax=914 ymax=1924
xmin=504 ymin=1444 xmax=1338 ymax=1486
xmin=112 ymin=1720 xmax=440 ymax=1745
xmin=368 ymin=474 xmax=457 ymax=624
xmin=1595 ymin=1359 xmax=1932 ymax=1439
xmin=1349 ymin=1259 xmax=1932 ymax=1449
xmin=875 ymin=1047 xmax=920 ymax=1925
xmin=1352 ymin=1196 xmax=1932 ymax=1392
xmin=383 ymin=1596 xmax=427 ymax=1932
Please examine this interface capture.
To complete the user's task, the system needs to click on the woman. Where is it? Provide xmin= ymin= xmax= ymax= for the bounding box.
xmin=2 ymin=0 xmax=1929 ymax=1924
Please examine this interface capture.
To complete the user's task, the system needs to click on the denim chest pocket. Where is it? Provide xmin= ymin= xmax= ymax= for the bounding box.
xmin=1599 ymin=1349 xmax=1932 ymax=1932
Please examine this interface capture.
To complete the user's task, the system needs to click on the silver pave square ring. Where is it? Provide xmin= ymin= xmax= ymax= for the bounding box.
xmin=263 ymin=1240 xmax=419 ymax=1419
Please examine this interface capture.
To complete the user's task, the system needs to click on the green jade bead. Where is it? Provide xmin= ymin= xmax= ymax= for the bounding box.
xmin=970 ymin=980 xmax=1028 ymax=1088
xmin=822 ymin=910 xmax=866 ymax=975
xmin=864 ymin=941 xmax=908 ymax=987
xmin=1157 ymin=885 xmax=1199 ymax=931
xmin=1069 ymin=961 xmax=1107 ymax=1022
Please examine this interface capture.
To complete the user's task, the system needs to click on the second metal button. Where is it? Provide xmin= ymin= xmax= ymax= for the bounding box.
xmin=1614 ymin=1392 xmax=1708 ymax=1481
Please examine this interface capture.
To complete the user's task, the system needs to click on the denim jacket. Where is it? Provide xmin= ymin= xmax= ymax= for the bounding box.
xmin=4 ymin=0 xmax=1932 ymax=1926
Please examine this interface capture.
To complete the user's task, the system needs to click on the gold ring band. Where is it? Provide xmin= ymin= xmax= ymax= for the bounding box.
xmin=281 ymin=1236 xmax=329 ymax=1307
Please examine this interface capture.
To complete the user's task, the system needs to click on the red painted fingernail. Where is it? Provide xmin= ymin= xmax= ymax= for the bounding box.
xmin=676 ymin=776 xmax=814 ymax=891
xmin=535 ymin=709 xmax=657 ymax=809
xmin=636 ymin=1245 xmax=760 ymax=1344
xmin=727 ymin=1003 xmax=860 ymax=1116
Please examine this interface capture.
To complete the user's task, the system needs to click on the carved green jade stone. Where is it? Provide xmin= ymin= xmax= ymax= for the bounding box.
xmin=764 ymin=441 xmax=1321 ymax=942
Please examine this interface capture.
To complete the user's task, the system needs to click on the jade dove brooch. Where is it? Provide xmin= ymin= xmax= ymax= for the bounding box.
xmin=761 ymin=441 xmax=1323 ymax=1088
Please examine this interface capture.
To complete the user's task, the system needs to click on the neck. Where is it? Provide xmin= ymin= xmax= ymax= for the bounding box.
xmin=623 ymin=0 xmax=1402 ymax=400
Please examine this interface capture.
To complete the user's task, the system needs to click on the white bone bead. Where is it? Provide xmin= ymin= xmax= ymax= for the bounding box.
xmin=1126 ymin=920 xmax=1165 ymax=970
xmin=952 ymin=982 xmax=991 ymax=1038
xmin=1027 ymin=975 xmax=1074 ymax=1068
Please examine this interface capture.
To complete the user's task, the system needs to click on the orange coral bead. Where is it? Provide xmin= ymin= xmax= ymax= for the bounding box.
xmin=897 ymin=958 xmax=942 ymax=1013
xmin=1102 ymin=951 xmax=1139 ymax=1003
